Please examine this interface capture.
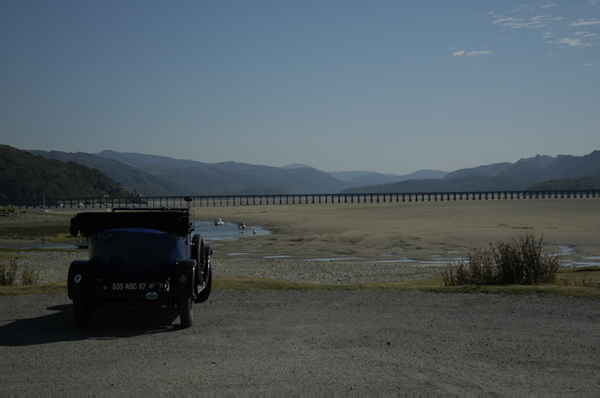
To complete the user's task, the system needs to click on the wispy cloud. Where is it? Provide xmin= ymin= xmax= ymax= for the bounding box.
xmin=453 ymin=50 xmax=492 ymax=57
xmin=507 ymin=4 xmax=530 ymax=13
xmin=568 ymin=19 xmax=600 ymax=27
xmin=493 ymin=15 xmax=559 ymax=29
xmin=489 ymin=5 xmax=599 ymax=53
xmin=552 ymin=38 xmax=593 ymax=47
xmin=575 ymin=32 xmax=599 ymax=38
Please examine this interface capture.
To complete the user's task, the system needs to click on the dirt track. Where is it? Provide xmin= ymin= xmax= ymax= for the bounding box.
xmin=2 ymin=291 xmax=599 ymax=395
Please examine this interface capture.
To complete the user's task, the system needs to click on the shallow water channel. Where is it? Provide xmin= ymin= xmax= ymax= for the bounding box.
xmin=16 ymin=221 xmax=270 ymax=251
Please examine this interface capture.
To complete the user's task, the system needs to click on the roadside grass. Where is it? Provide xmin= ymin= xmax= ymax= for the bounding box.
xmin=0 ymin=210 xmax=72 ymax=241
xmin=0 ymin=248 xmax=76 ymax=253
xmin=2 ymin=267 xmax=597 ymax=297
xmin=0 ymin=226 xmax=73 ymax=241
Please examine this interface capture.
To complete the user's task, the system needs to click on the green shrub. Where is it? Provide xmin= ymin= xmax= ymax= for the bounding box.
xmin=21 ymin=267 xmax=39 ymax=285
xmin=444 ymin=233 xmax=559 ymax=286
xmin=0 ymin=207 xmax=15 ymax=216
xmin=0 ymin=259 xmax=19 ymax=286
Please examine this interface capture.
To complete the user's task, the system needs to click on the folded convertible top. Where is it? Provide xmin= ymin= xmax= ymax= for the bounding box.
xmin=70 ymin=209 xmax=194 ymax=237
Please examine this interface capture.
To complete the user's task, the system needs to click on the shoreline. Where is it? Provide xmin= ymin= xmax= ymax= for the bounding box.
xmin=1 ymin=200 xmax=599 ymax=285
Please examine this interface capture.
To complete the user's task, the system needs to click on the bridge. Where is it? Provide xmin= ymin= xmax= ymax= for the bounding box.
xmin=2 ymin=189 xmax=598 ymax=209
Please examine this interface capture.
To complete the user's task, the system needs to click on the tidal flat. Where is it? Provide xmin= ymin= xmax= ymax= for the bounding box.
xmin=1 ymin=199 xmax=599 ymax=285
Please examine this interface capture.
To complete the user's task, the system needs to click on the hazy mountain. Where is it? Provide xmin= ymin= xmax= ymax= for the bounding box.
xmin=526 ymin=176 xmax=600 ymax=191
xmin=283 ymin=164 xmax=448 ymax=187
xmin=29 ymin=150 xmax=188 ymax=196
xmin=37 ymin=150 xmax=352 ymax=195
xmin=280 ymin=163 xmax=313 ymax=170
xmin=97 ymin=150 xmax=209 ymax=169
xmin=444 ymin=162 xmax=513 ymax=179
xmin=14 ymin=148 xmax=599 ymax=198
xmin=444 ymin=152 xmax=600 ymax=181
xmin=343 ymin=169 xmax=447 ymax=186
xmin=343 ymin=151 xmax=600 ymax=194
xmin=342 ymin=175 xmax=538 ymax=194
xmin=212 ymin=161 xmax=350 ymax=193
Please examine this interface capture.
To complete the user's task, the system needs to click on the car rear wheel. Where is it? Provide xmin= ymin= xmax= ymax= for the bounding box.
xmin=179 ymin=298 xmax=193 ymax=328
xmin=192 ymin=234 xmax=205 ymax=298
xmin=73 ymin=299 xmax=93 ymax=329
xmin=195 ymin=265 xmax=212 ymax=303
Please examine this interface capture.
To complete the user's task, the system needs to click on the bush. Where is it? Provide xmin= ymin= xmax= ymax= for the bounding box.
xmin=21 ymin=267 xmax=39 ymax=285
xmin=0 ymin=259 xmax=40 ymax=285
xmin=444 ymin=233 xmax=559 ymax=286
xmin=0 ymin=259 xmax=19 ymax=286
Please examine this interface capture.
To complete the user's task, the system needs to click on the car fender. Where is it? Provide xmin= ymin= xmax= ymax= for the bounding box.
xmin=68 ymin=260 xmax=91 ymax=300
xmin=172 ymin=259 xmax=196 ymax=300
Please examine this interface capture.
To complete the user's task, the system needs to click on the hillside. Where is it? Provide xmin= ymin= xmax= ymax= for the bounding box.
xmin=0 ymin=145 xmax=127 ymax=200
xmin=97 ymin=150 xmax=208 ymax=169
xmin=283 ymin=165 xmax=447 ymax=186
xmin=14 ymin=147 xmax=600 ymax=197
xmin=445 ymin=152 xmax=600 ymax=181
xmin=97 ymin=151 xmax=352 ymax=195
xmin=343 ymin=175 xmax=538 ymax=194
xmin=342 ymin=151 xmax=600 ymax=194
xmin=30 ymin=150 xmax=188 ymax=196
xmin=526 ymin=176 xmax=600 ymax=191
xmin=342 ymin=169 xmax=447 ymax=186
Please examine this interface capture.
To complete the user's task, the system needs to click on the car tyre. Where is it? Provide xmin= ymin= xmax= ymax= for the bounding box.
xmin=179 ymin=298 xmax=193 ymax=328
xmin=191 ymin=234 xmax=205 ymax=298
xmin=195 ymin=265 xmax=212 ymax=303
xmin=73 ymin=299 xmax=93 ymax=329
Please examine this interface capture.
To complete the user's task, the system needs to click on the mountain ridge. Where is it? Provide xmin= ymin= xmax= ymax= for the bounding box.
xmin=342 ymin=151 xmax=600 ymax=194
xmin=7 ymin=147 xmax=599 ymax=198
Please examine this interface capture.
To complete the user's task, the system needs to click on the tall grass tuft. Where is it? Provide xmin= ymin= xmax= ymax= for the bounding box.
xmin=444 ymin=233 xmax=559 ymax=286
xmin=21 ymin=267 xmax=40 ymax=285
xmin=1 ymin=259 xmax=19 ymax=286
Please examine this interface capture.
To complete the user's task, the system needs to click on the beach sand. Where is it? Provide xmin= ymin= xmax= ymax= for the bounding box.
xmin=1 ymin=198 xmax=598 ymax=284
xmin=195 ymin=198 xmax=600 ymax=262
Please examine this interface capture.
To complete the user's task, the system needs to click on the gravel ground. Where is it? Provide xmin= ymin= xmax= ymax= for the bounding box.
xmin=1 ymin=251 xmax=599 ymax=395
xmin=2 ymin=251 xmax=87 ymax=285
xmin=2 ymin=250 xmax=445 ymax=286
xmin=2 ymin=203 xmax=599 ymax=394
xmin=1 ymin=291 xmax=598 ymax=395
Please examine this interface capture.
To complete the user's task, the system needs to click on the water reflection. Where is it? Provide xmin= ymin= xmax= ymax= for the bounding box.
xmin=192 ymin=221 xmax=270 ymax=241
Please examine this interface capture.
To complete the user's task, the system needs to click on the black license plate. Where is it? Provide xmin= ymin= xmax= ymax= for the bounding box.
xmin=111 ymin=282 xmax=148 ymax=291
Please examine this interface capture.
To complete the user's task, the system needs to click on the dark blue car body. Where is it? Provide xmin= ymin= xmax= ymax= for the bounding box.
xmin=68 ymin=207 xmax=212 ymax=328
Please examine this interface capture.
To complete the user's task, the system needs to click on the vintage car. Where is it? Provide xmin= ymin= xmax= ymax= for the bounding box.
xmin=67 ymin=206 xmax=212 ymax=328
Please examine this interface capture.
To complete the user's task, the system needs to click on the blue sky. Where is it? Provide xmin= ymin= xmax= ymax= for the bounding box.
xmin=1 ymin=1 xmax=599 ymax=175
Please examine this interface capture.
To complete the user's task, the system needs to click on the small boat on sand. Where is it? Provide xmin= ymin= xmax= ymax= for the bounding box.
xmin=75 ymin=240 xmax=89 ymax=249
xmin=213 ymin=218 xmax=224 ymax=226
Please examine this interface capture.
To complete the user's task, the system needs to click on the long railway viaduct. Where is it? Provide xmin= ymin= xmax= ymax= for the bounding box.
xmin=2 ymin=190 xmax=598 ymax=209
